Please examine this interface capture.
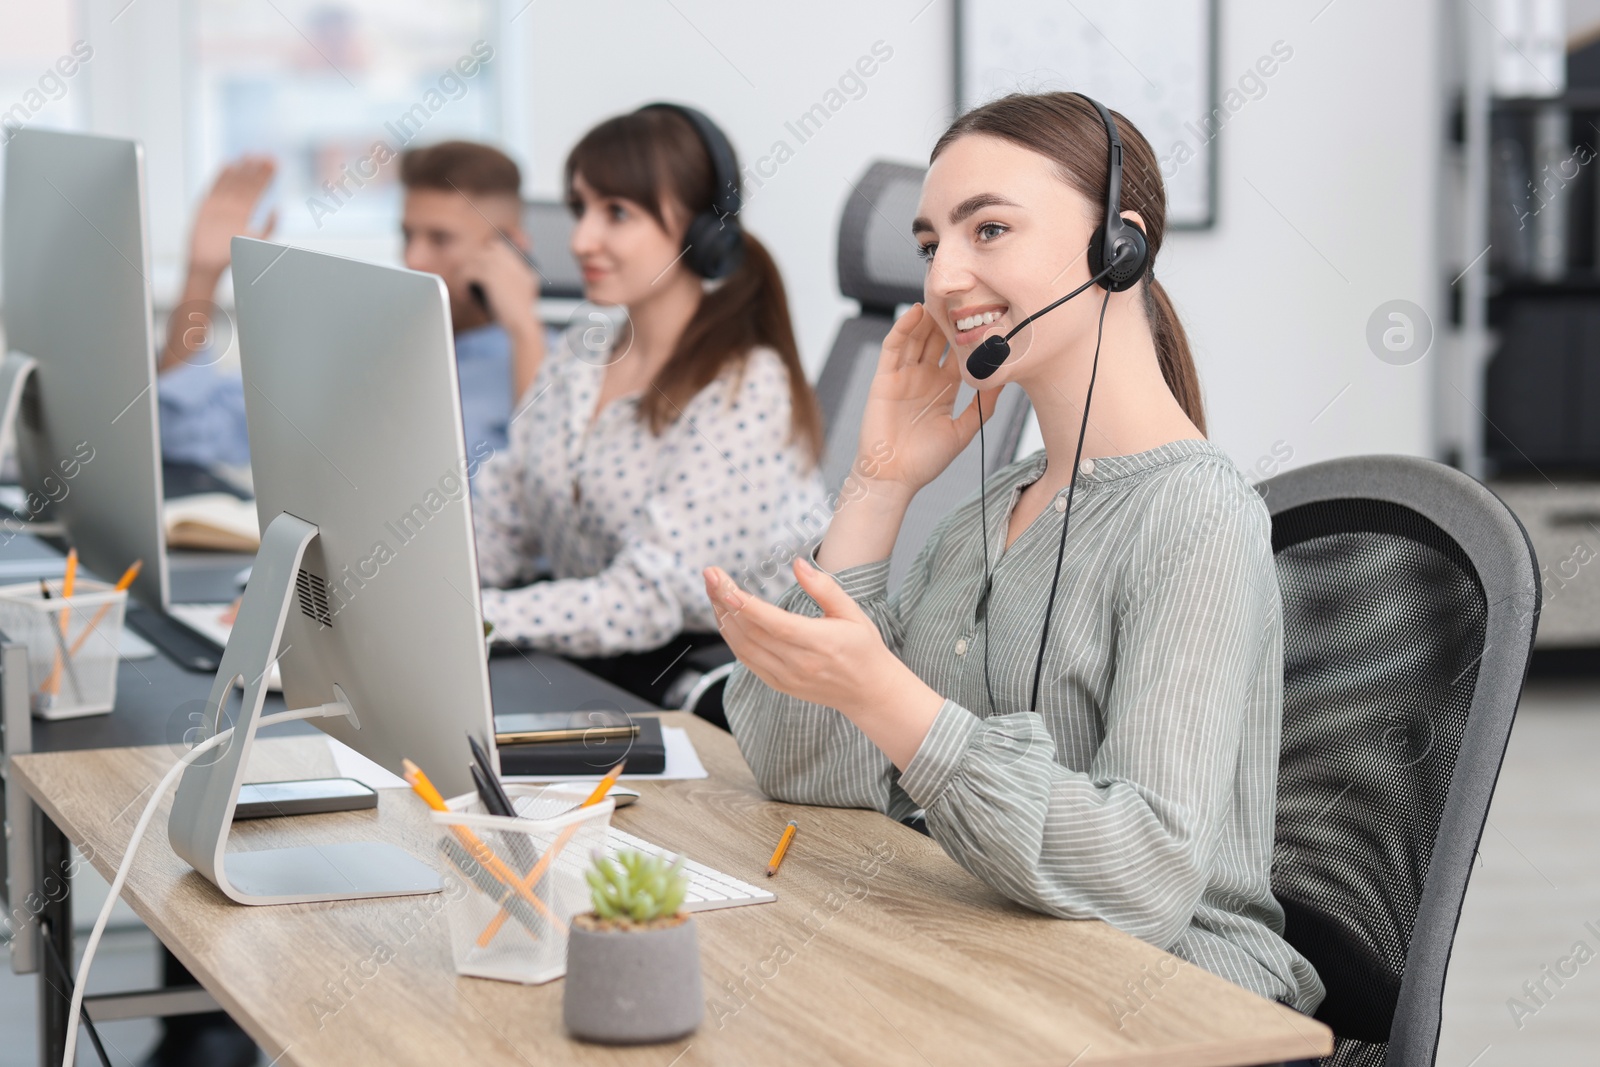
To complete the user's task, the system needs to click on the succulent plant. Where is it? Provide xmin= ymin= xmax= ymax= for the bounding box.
xmin=586 ymin=849 xmax=689 ymax=924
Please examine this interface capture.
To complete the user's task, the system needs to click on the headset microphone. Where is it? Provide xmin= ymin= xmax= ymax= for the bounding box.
xmin=966 ymin=257 xmax=1121 ymax=380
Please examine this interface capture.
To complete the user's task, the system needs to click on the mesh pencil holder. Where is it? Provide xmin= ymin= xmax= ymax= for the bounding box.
xmin=0 ymin=579 xmax=126 ymax=719
xmin=432 ymin=785 xmax=614 ymax=984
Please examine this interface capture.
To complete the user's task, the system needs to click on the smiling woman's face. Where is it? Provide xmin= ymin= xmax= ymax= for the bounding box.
xmin=913 ymin=133 xmax=1106 ymax=386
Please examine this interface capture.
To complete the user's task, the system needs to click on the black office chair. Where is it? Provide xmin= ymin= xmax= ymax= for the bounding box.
xmin=1259 ymin=456 xmax=1540 ymax=1067
xmin=681 ymin=160 xmax=1033 ymax=725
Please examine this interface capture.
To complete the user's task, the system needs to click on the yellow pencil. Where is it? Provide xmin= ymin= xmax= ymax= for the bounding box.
xmin=580 ymin=761 xmax=627 ymax=808
xmin=474 ymin=761 xmax=626 ymax=946
xmin=766 ymin=820 xmax=798 ymax=877
xmin=67 ymin=560 xmax=142 ymax=658
xmin=45 ymin=549 xmax=79 ymax=695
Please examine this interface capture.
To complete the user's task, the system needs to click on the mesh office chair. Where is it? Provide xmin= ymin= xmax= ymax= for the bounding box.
xmin=682 ymin=160 xmax=1034 ymax=722
xmin=1258 ymin=456 xmax=1540 ymax=1067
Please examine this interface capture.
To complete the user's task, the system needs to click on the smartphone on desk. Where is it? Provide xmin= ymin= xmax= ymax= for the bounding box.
xmin=233 ymin=777 xmax=378 ymax=820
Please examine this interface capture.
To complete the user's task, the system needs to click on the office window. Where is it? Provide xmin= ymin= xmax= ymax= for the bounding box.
xmin=189 ymin=0 xmax=501 ymax=243
xmin=0 ymin=6 xmax=87 ymax=139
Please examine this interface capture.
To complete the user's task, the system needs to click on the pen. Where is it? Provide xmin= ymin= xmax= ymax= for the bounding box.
xmin=475 ymin=760 xmax=625 ymax=947
xmin=467 ymin=733 xmax=517 ymax=816
xmin=468 ymin=758 xmax=539 ymax=872
xmin=401 ymin=759 xmax=563 ymax=936
xmin=67 ymin=560 xmax=141 ymax=658
xmin=767 ymin=820 xmax=798 ymax=877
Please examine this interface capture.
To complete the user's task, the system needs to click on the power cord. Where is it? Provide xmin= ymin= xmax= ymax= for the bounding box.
xmin=60 ymin=703 xmax=350 ymax=1067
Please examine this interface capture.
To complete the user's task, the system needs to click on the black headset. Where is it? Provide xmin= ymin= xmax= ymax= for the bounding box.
xmin=635 ymin=102 xmax=746 ymax=280
xmin=966 ymin=94 xmax=1149 ymax=380
xmin=1082 ymin=96 xmax=1149 ymax=294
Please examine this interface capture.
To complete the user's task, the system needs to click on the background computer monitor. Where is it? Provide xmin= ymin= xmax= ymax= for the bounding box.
xmin=228 ymin=237 xmax=495 ymax=798
xmin=1 ymin=128 xmax=170 ymax=610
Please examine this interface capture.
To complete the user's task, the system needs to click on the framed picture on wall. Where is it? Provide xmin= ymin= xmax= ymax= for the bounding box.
xmin=955 ymin=0 xmax=1219 ymax=229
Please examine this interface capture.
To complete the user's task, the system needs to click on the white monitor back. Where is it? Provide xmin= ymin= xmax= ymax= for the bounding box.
xmin=230 ymin=237 xmax=493 ymax=796
xmin=0 ymin=129 xmax=169 ymax=609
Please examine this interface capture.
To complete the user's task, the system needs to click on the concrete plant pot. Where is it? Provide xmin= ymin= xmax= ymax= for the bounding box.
xmin=563 ymin=914 xmax=703 ymax=1044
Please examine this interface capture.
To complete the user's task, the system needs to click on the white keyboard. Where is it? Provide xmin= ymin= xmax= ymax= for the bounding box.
xmin=604 ymin=827 xmax=775 ymax=911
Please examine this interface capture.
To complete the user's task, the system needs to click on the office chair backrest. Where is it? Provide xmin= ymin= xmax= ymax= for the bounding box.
xmin=521 ymin=199 xmax=586 ymax=300
xmin=819 ymin=161 xmax=1032 ymax=593
xmin=1258 ymin=456 xmax=1539 ymax=1067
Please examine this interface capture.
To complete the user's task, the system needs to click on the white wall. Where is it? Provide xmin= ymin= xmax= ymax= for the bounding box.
xmin=518 ymin=0 xmax=1442 ymax=474
xmin=1157 ymin=0 xmax=1442 ymax=471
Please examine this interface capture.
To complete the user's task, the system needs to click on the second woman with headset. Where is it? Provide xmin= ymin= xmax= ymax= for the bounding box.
xmin=470 ymin=104 xmax=825 ymax=704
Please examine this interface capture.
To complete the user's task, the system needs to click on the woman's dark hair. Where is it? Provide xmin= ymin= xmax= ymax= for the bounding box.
xmin=931 ymin=92 xmax=1206 ymax=435
xmin=564 ymin=108 xmax=823 ymax=460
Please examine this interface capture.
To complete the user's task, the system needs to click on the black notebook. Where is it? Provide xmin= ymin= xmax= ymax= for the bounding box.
xmin=496 ymin=715 xmax=665 ymax=776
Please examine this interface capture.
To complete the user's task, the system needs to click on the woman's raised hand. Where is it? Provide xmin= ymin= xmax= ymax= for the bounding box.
xmin=851 ymin=303 xmax=991 ymax=502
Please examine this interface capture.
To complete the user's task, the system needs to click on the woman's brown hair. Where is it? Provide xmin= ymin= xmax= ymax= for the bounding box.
xmin=564 ymin=108 xmax=824 ymax=460
xmin=930 ymin=92 xmax=1206 ymax=435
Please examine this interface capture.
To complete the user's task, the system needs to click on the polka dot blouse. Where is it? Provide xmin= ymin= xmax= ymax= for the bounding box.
xmin=473 ymin=328 xmax=827 ymax=657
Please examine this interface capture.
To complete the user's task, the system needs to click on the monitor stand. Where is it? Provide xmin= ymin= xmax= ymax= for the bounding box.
xmin=0 ymin=352 xmax=37 ymax=487
xmin=167 ymin=511 xmax=440 ymax=905
xmin=0 ymin=351 xmax=36 ymax=463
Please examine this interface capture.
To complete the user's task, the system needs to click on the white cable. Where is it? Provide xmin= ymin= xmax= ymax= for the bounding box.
xmin=61 ymin=704 xmax=345 ymax=1067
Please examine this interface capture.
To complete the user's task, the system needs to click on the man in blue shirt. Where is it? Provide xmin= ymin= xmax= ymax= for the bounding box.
xmin=158 ymin=142 xmax=545 ymax=477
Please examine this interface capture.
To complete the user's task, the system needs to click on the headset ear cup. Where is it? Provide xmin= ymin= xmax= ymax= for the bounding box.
xmin=1090 ymin=219 xmax=1149 ymax=293
xmin=681 ymin=212 xmax=745 ymax=280
xmin=1106 ymin=219 xmax=1148 ymax=292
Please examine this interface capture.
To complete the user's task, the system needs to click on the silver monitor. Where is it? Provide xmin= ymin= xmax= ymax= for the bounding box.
xmin=0 ymin=128 xmax=170 ymax=610
xmin=168 ymin=238 xmax=495 ymax=905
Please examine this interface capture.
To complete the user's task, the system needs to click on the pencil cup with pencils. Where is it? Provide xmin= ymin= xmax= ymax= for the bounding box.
xmin=0 ymin=579 xmax=127 ymax=719
xmin=431 ymin=784 xmax=614 ymax=984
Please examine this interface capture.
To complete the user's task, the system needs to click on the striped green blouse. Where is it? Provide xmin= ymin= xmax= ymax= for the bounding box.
xmin=725 ymin=438 xmax=1325 ymax=1013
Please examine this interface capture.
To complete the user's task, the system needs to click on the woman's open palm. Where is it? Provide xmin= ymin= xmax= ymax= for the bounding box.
xmin=854 ymin=303 xmax=991 ymax=497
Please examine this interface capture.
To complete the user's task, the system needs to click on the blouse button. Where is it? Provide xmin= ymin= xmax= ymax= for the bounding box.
xmin=1054 ymin=494 xmax=1068 ymax=513
xmin=954 ymin=636 xmax=969 ymax=656
xmin=1079 ymin=457 xmax=1096 ymax=476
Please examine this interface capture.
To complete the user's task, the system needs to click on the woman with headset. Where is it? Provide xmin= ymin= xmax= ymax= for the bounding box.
xmin=471 ymin=104 xmax=825 ymax=705
xmin=705 ymin=92 xmax=1325 ymax=1030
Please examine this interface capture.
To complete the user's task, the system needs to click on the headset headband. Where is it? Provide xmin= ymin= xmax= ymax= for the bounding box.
xmin=636 ymin=102 xmax=741 ymax=221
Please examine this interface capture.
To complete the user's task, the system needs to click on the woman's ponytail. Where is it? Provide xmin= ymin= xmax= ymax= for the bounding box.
xmin=1144 ymin=276 xmax=1205 ymax=436
xmin=644 ymin=232 xmax=824 ymax=462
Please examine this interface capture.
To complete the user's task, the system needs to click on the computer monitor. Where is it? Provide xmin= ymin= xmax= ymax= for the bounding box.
xmin=0 ymin=128 xmax=170 ymax=611
xmin=168 ymin=238 xmax=496 ymax=905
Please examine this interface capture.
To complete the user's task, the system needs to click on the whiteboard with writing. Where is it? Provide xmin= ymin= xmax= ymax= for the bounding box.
xmin=956 ymin=0 xmax=1216 ymax=228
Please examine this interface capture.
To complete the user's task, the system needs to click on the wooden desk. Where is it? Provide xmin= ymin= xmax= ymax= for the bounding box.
xmin=10 ymin=716 xmax=1331 ymax=1067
